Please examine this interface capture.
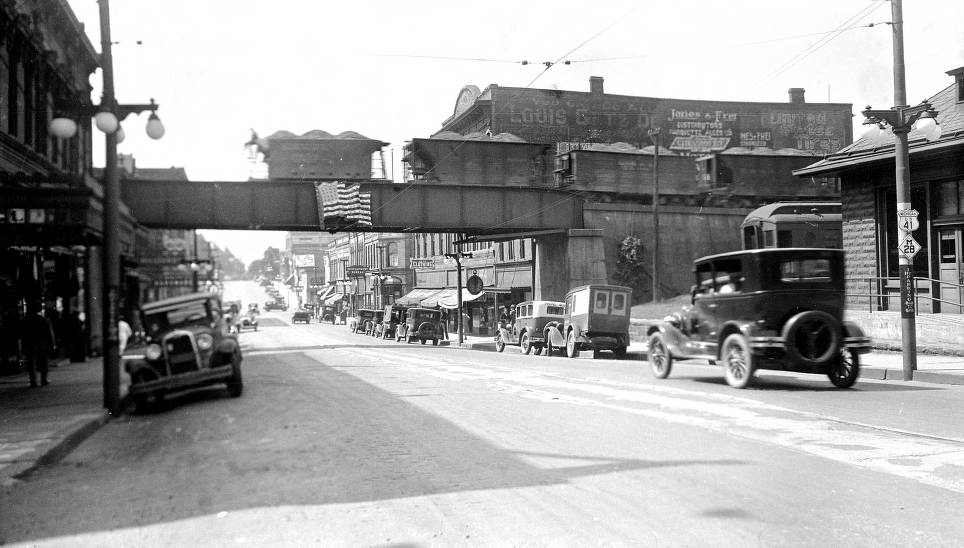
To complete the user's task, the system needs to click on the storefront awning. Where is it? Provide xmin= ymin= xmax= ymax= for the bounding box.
xmin=316 ymin=285 xmax=335 ymax=298
xmin=323 ymin=292 xmax=345 ymax=306
xmin=395 ymin=288 xmax=445 ymax=307
xmin=436 ymin=288 xmax=486 ymax=309
xmin=378 ymin=275 xmax=404 ymax=285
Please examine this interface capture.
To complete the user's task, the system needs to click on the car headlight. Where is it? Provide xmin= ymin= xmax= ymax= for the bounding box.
xmin=145 ymin=344 xmax=163 ymax=361
xmin=196 ymin=333 xmax=214 ymax=350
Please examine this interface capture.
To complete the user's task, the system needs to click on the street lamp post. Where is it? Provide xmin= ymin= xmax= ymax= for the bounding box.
xmin=649 ymin=127 xmax=661 ymax=303
xmin=858 ymin=0 xmax=942 ymax=381
xmin=444 ymin=250 xmax=473 ymax=345
xmin=49 ymin=0 xmax=165 ymax=415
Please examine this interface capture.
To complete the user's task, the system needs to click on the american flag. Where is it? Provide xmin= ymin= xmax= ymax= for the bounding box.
xmin=315 ymin=182 xmax=372 ymax=228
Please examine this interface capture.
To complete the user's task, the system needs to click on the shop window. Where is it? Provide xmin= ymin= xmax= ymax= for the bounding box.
xmin=387 ymin=242 xmax=398 ymax=266
xmin=937 ymin=181 xmax=960 ymax=217
xmin=520 ymin=239 xmax=527 ymax=259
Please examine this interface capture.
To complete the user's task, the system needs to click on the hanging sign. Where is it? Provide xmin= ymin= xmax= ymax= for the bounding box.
xmin=466 ymin=275 xmax=484 ymax=295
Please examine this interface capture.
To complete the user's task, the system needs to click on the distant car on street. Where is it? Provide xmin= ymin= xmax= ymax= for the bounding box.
xmin=396 ymin=307 xmax=443 ymax=345
xmin=291 ymin=309 xmax=311 ymax=324
xmin=124 ymin=292 xmax=242 ymax=411
xmin=495 ymin=300 xmax=565 ymax=355
xmin=350 ymin=308 xmax=382 ymax=334
xmin=645 ymin=248 xmax=871 ymax=388
xmin=264 ymin=298 xmax=287 ymax=311
xmin=544 ymin=285 xmax=632 ymax=358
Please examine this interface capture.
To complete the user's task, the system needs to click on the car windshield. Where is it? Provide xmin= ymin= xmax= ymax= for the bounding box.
xmin=143 ymin=300 xmax=212 ymax=338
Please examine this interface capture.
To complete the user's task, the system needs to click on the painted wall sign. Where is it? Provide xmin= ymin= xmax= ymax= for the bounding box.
xmin=482 ymin=87 xmax=851 ymax=155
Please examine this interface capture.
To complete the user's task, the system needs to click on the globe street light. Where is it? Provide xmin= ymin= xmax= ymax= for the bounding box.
xmin=47 ymin=0 xmax=165 ymax=414
xmin=859 ymin=0 xmax=943 ymax=381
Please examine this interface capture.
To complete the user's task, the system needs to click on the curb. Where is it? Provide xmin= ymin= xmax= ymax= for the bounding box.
xmin=5 ymin=412 xmax=111 ymax=484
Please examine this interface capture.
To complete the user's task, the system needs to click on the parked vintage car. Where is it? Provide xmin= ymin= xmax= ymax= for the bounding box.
xmin=645 ymin=248 xmax=871 ymax=389
xmin=264 ymin=298 xmax=287 ymax=311
xmin=373 ymin=304 xmax=407 ymax=339
xmin=545 ymin=285 xmax=632 ymax=358
xmin=124 ymin=292 xmax=242 ymax=411
xmin=349 ymin=308 xmax=382 ymax=334
xmin=396 ymin=307 xmax=443 ymax=345
xmin=291 ymin=309 xmax=311 ymax=324
xmin=495 ymin=300 xmax=565 ymax=355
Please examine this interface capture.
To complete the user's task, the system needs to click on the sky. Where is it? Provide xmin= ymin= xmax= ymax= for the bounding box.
xmin=65 ymin=0 xmax=964 ymax=265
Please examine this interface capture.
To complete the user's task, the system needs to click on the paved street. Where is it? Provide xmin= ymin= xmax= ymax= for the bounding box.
xmin=1 ymin=282 xmax=963 ymax=546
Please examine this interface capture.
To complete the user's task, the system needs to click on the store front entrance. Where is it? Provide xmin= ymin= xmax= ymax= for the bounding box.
xmin=938 ymin=228 xmax=964 ymax=313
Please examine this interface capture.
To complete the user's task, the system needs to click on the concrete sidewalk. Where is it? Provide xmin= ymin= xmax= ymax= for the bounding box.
xmin=2 ymin=337 xmax=962 ymax=488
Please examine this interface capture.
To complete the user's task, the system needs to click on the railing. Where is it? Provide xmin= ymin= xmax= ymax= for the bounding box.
xmin=846 ymin=276 xmax=964 ymax=314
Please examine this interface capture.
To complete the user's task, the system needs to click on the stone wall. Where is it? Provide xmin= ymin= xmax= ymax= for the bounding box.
xmin=583 ymin=203 xmax=747 ymax=301
xmin=841 ymin=180 xmax=879 ymax=307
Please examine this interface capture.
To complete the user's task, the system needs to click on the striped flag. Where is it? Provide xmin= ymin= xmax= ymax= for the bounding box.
xmin=315 ymin=182 xmax=372 ymax=228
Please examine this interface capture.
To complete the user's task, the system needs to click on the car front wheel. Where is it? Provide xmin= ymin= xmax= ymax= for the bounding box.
xmin=495 ymin=333 xmax=506 ymax=352
xmin=827 ymin=349 xmax=860 ymax=388
xmin=226 ymin=357 xmax=243 ymax=398
xmin=722 ymin=333 xmax=754 ymax=389
xmin=566 ymin=331 xmax=579 ymax=358
xmin=520 ymin=332 xmax=532 ymax=355
xmin=648 ymin=332 xmax=673 ymax=379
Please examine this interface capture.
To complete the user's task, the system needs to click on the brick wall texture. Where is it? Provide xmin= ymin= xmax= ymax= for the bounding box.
xmin=841 ymin=181 xmax=878 ymax=306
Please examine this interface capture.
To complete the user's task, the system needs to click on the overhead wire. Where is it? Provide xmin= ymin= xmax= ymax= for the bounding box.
xmin=336 ymin=4 xmax=642 ymax=234
xmin=754 ymin=0 xmax=888 ymax=88
xmin=312 ymin=3 xmax=887 ymax=235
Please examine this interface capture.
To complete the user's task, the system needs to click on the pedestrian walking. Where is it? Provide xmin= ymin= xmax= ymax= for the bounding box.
xmin=21 ymin=303 xmax=56 ymax=388
xmin=118 ymin=317 xmax=133 ymax=354
xmin=439 ymin=307 xmax=449 ymax=340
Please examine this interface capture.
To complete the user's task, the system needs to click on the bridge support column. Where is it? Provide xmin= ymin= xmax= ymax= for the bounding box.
xmin=534 ymin=229 xmax=608 ymax=300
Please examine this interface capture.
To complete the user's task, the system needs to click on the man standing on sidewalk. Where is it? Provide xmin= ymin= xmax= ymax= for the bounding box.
xmin=21 ymin=303 xmax=56 ymax=388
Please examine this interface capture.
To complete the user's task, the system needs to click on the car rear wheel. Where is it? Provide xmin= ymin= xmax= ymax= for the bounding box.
xmin=827 ymin=349 xmax=860 ymax=388
xmin=566 ymin=331 xmax=579 ymax=358
xmin=495 ymin=333 xmax=506 ymax=352
xmin=520 ymin=332 xmax=532 ymax=355
xmin=722 ymin=333 xmax=754 ymax=389
xmin=432 ymin=339 xmax=438 ymax=346
xmin=648 ymin=332 xmax=673 ymax=379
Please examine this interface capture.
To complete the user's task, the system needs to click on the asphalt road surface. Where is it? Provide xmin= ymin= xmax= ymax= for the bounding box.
xmin=2 ymin=281 xmax=963 ymax=547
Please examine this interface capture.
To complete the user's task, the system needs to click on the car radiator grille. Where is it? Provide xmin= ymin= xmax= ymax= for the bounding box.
xmin=164 ymin=334 xmax=199 ymax=375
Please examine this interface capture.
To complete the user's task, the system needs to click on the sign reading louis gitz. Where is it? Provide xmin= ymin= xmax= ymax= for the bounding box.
xmin=293 ymin=254 xmax=316 ymax=268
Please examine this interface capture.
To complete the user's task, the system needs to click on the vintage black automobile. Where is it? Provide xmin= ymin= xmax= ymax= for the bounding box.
xmin=545 ymin=284 xmax=632 ymax=358
xmin=350 ymin=308 xmax=382 ymax=334
xmin=646 ymin=248 xmax=871 ymax=389
xmin=264 ymin=297 xmax=286 ymax=311
xmin=291 ymin=309 xmax=311 ymax=324
xmin=396 ymin=307 xmax=443 ymax=345
xmin=374 ymin=304 xmax=407 ymax=339
xmin=495 ymin=300 xmax=565 ymax=355
xmin=124 ymin=292 xmax=242 ymax=411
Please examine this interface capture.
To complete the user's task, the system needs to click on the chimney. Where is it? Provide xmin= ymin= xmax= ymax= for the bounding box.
xmin=788 ymin=88 xmax=805 ymax=104
xmin=947 ymin=66 xmax=964 ymax=102
xmin=590 ymin=76 xmax=604 ymax=95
